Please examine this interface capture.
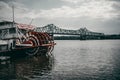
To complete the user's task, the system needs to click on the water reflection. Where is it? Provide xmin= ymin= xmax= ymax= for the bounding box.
xmin=0 ymin=54 xmax=54 ymax=80
xmin=52 ymin=40 xmax=120 ymax=80
xmin=0 ymin=40 xmax=120 ymax=80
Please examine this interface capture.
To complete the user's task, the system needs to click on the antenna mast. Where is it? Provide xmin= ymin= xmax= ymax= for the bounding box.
xmin=29 ymin=19 xmax=33 ymax=25
xmin=12 ymin=5 xmax=15 ymax=23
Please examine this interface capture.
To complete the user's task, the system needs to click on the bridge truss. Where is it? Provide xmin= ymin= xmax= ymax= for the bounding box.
xmin=35 ymin=24 xmax=104 ymax=40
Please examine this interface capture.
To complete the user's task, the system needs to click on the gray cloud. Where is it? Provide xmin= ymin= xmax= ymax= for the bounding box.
xmin=15 ymin=0 xmax=65 ymax=10
xmin=0 ymin=0 xmax=14 ymax=2
xmin=0 ymin=0 xmax=120 ymax=34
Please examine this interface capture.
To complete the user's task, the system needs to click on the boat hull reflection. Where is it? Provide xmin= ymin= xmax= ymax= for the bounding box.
xmin=0 ymin=53 xmax=54 ymax=80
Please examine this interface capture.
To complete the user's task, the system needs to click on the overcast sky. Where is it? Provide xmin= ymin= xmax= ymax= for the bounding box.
xmin=0 ymin=0 xmax=120 ymax=34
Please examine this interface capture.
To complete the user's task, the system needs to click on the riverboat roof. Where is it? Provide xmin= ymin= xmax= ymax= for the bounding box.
xmin=0 ymin=21 xmax=15 ymax=25
xmin=0 ymin=21 xmax=35 ymax=30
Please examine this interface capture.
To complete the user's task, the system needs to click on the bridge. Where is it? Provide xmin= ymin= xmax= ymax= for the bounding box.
xmin=35 ymin=24 xmax=104 ymax=40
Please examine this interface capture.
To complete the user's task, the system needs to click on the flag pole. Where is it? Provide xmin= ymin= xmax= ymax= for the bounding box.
xmin=12 ymin=5 xmax=14 ymax=23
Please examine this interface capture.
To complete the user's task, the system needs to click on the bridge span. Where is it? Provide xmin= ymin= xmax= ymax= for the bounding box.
xmin=35 ymin=24 xmax=104 ymax=40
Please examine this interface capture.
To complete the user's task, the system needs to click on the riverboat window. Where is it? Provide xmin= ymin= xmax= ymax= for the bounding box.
xmin=0 ymin=30 xmax=1 ymax=34
xmin=19 ymin=29 xmax=27 ymax=34
xmin=9 ymin=28 xmax=16 ymax=34
xmin=0 ymin=30 xmax=2 ymax=39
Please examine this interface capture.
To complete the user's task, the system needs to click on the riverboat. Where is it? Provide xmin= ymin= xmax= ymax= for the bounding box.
xmin=0 ymin=21 xmax=56 ymax=56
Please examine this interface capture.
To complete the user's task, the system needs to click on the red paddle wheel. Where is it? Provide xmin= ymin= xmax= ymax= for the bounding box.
xmin=20 ymin=31 xmax=55 ymax=56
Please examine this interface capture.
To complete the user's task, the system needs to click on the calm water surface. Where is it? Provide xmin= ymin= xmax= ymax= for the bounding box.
xmin=0 ymin=40 xmax=120 ymax=80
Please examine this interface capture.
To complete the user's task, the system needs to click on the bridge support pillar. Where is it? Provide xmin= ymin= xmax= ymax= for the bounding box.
xmin=49 ymin=33 xmax=54 ymax=40
xmin=80 ymin=35 xmax=86 ymax=40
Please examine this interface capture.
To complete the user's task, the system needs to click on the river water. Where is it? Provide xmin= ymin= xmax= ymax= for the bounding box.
xmin=0 ymin=40 xmax=120 ymax=80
